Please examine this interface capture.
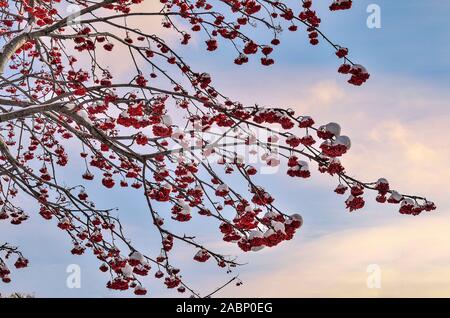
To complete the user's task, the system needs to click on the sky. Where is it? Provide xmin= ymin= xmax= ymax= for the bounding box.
xmin=1 ymin=0 xmax=450 ymax=298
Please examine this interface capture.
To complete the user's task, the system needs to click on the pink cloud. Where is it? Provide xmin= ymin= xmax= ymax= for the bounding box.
xmin=189 ymin=70 xmax=450 ymax=297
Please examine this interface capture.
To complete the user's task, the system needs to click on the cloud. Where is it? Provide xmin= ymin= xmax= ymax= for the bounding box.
xmin=213 ymin=68 xmax=450 ymax=203
xmin=179 ymin=70 xmax=450 ymax=298
xmin=215 ymin=213 xmax=450 ymax=297
xmin=72 ymin=2 xmax=187 ymax=77
xmin=347 ymin=118 xmax=450 ymax=200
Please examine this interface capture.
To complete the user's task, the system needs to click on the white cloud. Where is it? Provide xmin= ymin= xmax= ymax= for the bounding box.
xmin=215 ymin=69 xmax=450 ymax=203
xmin=215 ymin=213 xmax=450 ymax=297
xmin=190 ymin=70 xmax=450 ymax=297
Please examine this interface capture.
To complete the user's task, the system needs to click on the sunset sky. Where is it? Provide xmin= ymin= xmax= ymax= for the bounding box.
xmin=1 ymin=0 xmax=449 ymax=297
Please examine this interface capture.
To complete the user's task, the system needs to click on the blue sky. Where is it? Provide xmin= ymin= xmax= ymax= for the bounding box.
xmin=1 ymin=1 xmax=449 ymax=297
xmin=181 ymin=0 xmax=450 ymax=82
